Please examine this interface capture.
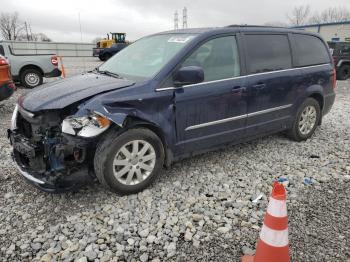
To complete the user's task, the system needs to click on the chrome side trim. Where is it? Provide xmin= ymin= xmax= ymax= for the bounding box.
xmin=14 ymin=162 xmax=45 ymax=184
xmin=185 ymin=114 xmax=246 ymax=131
xmin=185 ymin=104 xmax=293 ymax=131
xmin=184 ymin=64 xmax=330 ymax=88
xmin=247 ymin=104 xmax=292 ymax=117
xmin=155 ymin=63 xmax=330 ymax=91
xmin=155 ymin=87 xmax=177 ymax=92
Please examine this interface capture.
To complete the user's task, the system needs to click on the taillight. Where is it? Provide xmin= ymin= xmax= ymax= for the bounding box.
xmin=331 ymin=57 xmax=336 ymax=90
xmin=8 ymin=81 xmax=16 ymax=90
xmin=332 ymin=68 xmax=336 ymax=89
xmin=51 ymin=56 xmax=58 ymax=66
xmin=0 ymin=56 xmax=8 ymax=65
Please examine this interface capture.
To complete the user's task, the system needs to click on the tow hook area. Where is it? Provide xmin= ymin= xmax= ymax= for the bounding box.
xmin=73 ymin=147 xmax=86 ymax=163
xmin=43 ymin=137 xmax=65 ymax=172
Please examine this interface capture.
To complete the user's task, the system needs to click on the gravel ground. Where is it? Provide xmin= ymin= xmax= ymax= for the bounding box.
xmin=0 ymin=72 xmax=349 ymax=261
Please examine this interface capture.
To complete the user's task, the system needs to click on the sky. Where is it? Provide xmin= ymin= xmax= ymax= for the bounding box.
xmin=1 ymin=0 xmax=350 ymax=43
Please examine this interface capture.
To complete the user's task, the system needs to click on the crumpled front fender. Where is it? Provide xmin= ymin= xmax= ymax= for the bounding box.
xmin=74 ymin=103 xmax=130 ymax=127
xmin=72 ymin=86 xmax=176 ymax=156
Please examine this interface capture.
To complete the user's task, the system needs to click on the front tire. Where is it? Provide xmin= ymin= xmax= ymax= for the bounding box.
xmin=287 ymin=98 xmax=321 ymax=141
xmin=99 ymin=53 xmax=112 ymax=61
xmin=337 ymin=64 xmax=350 ymax=80
xmin=94 ymin=128 xmax=165 ymax=194
xmin=20 ymin=68 xmax=43 ymax=88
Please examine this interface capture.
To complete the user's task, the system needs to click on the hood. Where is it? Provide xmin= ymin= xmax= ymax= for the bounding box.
xmin=21 ymin=72 xmax=135 ymax=112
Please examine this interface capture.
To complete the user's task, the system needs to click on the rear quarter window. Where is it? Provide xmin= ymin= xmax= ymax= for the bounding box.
xmin=245 ymin=34 xmax=292 ymax=74
xmin=293 ymin=34 xmax=331 ymax=66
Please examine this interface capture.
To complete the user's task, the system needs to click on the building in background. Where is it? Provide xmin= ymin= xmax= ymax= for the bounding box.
xmin=292 ymin=21 xmax=350 ymax=42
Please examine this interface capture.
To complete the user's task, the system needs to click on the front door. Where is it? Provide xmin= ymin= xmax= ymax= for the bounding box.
xmin=174 ymin=35 xmax=247 ymax=154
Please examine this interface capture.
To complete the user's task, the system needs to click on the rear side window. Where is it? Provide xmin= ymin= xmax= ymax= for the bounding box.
xmin=245 ymin=34 xmax=292 ymax=74
xmin=293 ymin=34 xmax=330 ymax=66
xmin=0 ymin=45 xmax=4 ymax=56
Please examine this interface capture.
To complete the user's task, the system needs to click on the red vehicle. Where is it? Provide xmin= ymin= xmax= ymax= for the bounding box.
xmin=0 ymin=55 xmax=15 ymax=101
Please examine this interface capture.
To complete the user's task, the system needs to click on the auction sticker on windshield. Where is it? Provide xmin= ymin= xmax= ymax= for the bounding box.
xmin=168 ymin=36 xmax=195 ymax=43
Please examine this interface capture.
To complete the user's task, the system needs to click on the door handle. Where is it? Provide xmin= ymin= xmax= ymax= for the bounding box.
xmin=232 ymin=86 xmax=246 ymax=93
xmin=253 ymin=83 xmax=266 ymax=89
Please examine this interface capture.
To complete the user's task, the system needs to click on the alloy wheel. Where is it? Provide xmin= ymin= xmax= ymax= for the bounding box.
xmin=113 ymin=140 xmax=156 ymax=185
xmin=298 ymin=105 xmax=317 ymax=135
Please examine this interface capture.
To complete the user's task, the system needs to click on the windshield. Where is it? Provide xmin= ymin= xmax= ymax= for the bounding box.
xmin=98 ymin=34 xmax=197 ymax=80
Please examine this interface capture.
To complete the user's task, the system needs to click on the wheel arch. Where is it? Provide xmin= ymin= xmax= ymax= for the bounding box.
xmin=122 ymin=116 xmax=173 ymax=167
xmin=19 ymin=64 xmax=44 ymax=77
xmin=337 ymin=59 xmax=350 ymax=68
xmin=309 ymin=92 xmax=324 ymax=110
xmin=307 ymin=92 xmax=324 ymax=125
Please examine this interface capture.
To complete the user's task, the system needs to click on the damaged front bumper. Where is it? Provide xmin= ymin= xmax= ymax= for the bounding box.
xmin=8 ymin=129 xmax=95 ymax=193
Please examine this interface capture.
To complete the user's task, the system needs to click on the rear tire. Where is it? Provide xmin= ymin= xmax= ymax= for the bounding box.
xmin=20 ymin=68 xmax=43 ymax=88
xmin=287 ymin=98 xmax=321 ymax=142
xmin=94 ymin=128 xmax=164 ymax=195
xmin=337 ymin=64 xmax=350 ymax=80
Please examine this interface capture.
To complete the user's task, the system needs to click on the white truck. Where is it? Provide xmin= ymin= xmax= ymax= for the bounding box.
xmin=0 ymin=42 xmax=61 ymax=88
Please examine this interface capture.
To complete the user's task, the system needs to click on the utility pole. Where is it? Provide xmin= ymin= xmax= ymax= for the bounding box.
xmin=78 ymin=12 xmax=83 ymax=42
xmin=78 ymin=12 xmax=86 ymax=70
xmin=182 ymin=7 xmax=187 ymax=29
xmin=24 ymin=22 xmax=30 ymax=41
xmin=29 ymin=23 xmax=33 ymax=41
xmin=174 ymin=11 xmax=179 ymax=30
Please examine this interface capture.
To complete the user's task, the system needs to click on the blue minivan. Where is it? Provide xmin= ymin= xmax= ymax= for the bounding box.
xmin=9 ymin=26 xmax=336 ymax=194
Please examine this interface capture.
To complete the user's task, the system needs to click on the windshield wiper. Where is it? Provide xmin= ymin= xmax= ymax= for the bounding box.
xmin=96 ymin=68 xmax=123 ymax=79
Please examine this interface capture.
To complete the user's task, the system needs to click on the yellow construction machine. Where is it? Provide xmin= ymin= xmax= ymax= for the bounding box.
xmin=93 ymin=32 xmax=126 ymax=57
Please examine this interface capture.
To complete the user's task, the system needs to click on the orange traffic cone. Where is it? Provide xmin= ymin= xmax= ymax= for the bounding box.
xmin=242 ymin=181 xmax=290 ymax=262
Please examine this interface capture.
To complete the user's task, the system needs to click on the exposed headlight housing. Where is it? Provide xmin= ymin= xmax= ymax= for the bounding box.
xmin=62 ymin=112 xmax=111 ymax=137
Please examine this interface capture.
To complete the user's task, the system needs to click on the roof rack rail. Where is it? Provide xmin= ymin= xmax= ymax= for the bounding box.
xmin=226 ymin=24 xmax=287 ymax=29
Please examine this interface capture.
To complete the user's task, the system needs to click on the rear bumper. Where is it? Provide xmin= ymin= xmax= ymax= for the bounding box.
xmin=93 ymin=48 xmax=102 ymax=57
xmin=44 ymin=68 xmax=62 ymax=78
xmin=323 ymin=92 xmax=336 ymax=116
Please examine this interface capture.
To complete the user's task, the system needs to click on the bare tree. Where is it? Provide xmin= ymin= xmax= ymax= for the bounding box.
xmin=309 ymin=7 xmax=350 ymax=24
xmin=35 ymin=33 xmax=52 ymax=42
xmin=0 ymin=12 xmax=24 ymax=40
xmin=287 ymin=5 xmax=311 ymax=26
xmin=17 ymin=33 xmax=52 ymax=42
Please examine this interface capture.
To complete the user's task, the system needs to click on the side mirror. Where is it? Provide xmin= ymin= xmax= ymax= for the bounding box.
xmin=174 ymin=66 xmax=204 ymax=86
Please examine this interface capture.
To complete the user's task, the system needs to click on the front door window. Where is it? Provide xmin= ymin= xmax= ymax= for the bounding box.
xmin=181 ymin=36 xmax=240 ymax=82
